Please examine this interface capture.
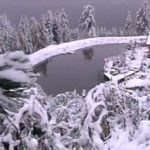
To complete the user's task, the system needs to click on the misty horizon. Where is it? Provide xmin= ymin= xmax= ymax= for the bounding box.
xmin=0 ymin=0 xmax=144 ymax=28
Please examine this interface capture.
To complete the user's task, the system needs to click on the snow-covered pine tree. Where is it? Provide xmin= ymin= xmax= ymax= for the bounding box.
xmin=111 ymin=27 xmax=118 ymax=36
xmin=118 ymin=28 xmax=124 ymax=36
xmin=99 ymin=27 xmax=107 ymax=37
xmin=4 ymin=29 xmax=18 ymax=52
xmin=70 ymin=28 xmax=80 ymax=41
xmin=124 ymin=11 xmax=133 ymax=36
xmin=59 ymin=9 xmax=71 ymax=42
xmin=39 ymin=14 xmax=49 ymax=48
xmin=105 ymin=29 xmax=112 ymax=37
xmin=97 ymin=27 xmax=101 ymax=37
xmin=52 ymin=11 xmax=62 ymax=44
xmin=30 ymin=17 xmax=41 ymax=51
xmin=0 ymin=14 xmax=12 ymax=33
xmin=79 ymin=4 xmax=97 ymax=39
xmin=96 ymin=26 xmax=100 ymax=37
xmin=0 ymin=14 xmax=17 ymax=53
xmin=136 ymin=1 xmax=150 ymax=35
xmin=0 ymin=30 xmax=7 ymax=53
xmin=18 ymin=16 xmax=33 ymax=54
xmin=44 ymin=11 xmax=54 ymax=45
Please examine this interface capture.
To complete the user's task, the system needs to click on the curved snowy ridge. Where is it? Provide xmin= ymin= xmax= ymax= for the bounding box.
xmin=29 ymin=36 xmax=146 ymax=67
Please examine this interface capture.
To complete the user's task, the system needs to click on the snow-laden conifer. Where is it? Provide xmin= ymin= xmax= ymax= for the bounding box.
xmin=52 ymin=11 xmax=62 ymax=44
xmin=136 ymin=1 xmax=150 ymax=35
xmin=59 ymin=9 xmax=71 ymax=42
xmin=79 ymin=4 xmax=97 ymax=39
xmin=18 ymin=16 xmax=33 ymax=54
xmin=124 ymin=11 xmax=133 ymax=36
xmin=30 ymin=17 xmax=41 ymax=51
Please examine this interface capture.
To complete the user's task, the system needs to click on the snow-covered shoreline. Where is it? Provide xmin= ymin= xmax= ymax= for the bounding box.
xmin=29 ymin=36 xmax=146 ymax=67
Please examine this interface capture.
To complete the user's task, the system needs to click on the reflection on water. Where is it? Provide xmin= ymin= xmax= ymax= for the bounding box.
xmin=82 ymin=48 xmax=94 ymax=60
xmin=36 ymin=60 xmax=49 ymax=77
xmin=36 ymin=44 xmax=126 ymax=95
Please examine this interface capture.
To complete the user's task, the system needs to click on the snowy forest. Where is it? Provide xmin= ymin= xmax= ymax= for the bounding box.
xmin=1 ymin=0 xmax=150 ymax=150
xmin=0 ymin=1 xmax=150 ymax=54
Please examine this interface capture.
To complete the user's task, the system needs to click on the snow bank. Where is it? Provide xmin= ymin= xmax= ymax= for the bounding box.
xmin=0 ymin=69 xmax=30 ymax=83
xmin=29 ymin=36 xmax=146 ymax=66
xmin=124 ymin=78 xmax=150 ymax=88
xmin=0 ymin=51 xmax=33 ymax=83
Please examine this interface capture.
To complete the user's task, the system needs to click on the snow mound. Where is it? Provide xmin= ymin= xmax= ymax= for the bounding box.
xmin=29 ymin=36 xmax=146 ymax=66
xmin=124 ymin=78 xmax=150 ymax=88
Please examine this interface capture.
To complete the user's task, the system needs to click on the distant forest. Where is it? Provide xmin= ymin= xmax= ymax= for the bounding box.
xmin=0 ymin=1 xmax=150 ymax=54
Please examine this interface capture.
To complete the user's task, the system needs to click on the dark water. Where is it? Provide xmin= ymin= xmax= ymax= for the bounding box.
xmin=36 ymin=44 xmax=126 ymax=95
xmin=0 ymin=0 xmax=143 ymax=28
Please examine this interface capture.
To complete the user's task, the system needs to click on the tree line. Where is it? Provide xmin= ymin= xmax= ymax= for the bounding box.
xmin=0 ymin=1 xmax=150 ymax=54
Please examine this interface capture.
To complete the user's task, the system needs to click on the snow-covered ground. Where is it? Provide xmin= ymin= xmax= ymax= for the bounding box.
xmin=84 ymin=81 xmax=150 ymax=150
xmin=104 ymin=45 xmax=148 ymax=83
xmin=29 ymin=36 xmax=146 ymax=66
xmin=104 ymin=70 xmax=138 ymax=83
xmin=124 ymin=78 xmax=150 ymax=88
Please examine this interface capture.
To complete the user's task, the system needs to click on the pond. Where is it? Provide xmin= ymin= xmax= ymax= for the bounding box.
xmin=36 ymin=44 xmax=126 ymax=95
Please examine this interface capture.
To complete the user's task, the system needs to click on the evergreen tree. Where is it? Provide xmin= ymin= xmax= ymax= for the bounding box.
xmin=111 ymin=27 xmax=118 ymax=36
xmin=0 ymin=15 xmax=18 ymax=53
xmin=39 ymin=14 xmax=49 ymax=48
xmin=96 ymin=26 xmax=100 ymax=37
xmin=39 ymin=11 xmax=54 ymax=46
xmin=70 ymin=28 xmax=80 ymax=41
xmin=0 ymin=31 xmax=7 ymax=53
xmin=118 ymin=28 xmax=124 ymax=36
xmin=3 ymin=29 xmax=18 ymax=52
xmin=99 ymin=27 xmax=107 ymax=37
xmin=105 ymin=29 xmax=112 ymax=37
xmin=0 ymin=14 xmax=12 ymax=32
xmin=45 ymin=11 xmax=54 ymax=45
xmin=18 ymin=16 xmax=33 ymax=54
xmin=59 ymin=9 xmax=71 ymax=42
xmin=30 ymin=17 xmax=41 ymax=51
xmin=124 ymin=11 xmax=133 ymax=36
xmin=79 ymin=4 xmax=97 ymax=39
xmin=52 ymin=11 xmax=62 ymax=44
xmin=136 ymin=1 xmax=150 ymax=35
